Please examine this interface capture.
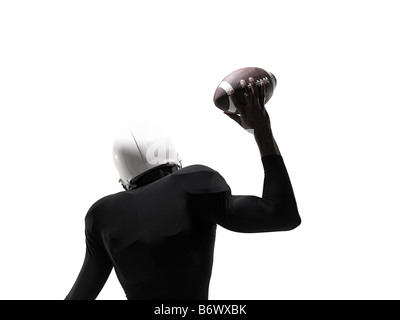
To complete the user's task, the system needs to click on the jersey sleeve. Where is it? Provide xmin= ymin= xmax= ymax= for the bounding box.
xmin=211 ymin=155 xmax=301 ymax=233
xmin=65 ymin=210 xmax=113 ymax=300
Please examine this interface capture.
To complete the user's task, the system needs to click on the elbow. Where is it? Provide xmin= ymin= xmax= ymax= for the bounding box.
xmin=280 ymin=200 xmax=301 ymax=231
xmin=286 ymin=214 xmax=301 ymax=231
xmin=276 ymin=208 xmax=301 ymax=231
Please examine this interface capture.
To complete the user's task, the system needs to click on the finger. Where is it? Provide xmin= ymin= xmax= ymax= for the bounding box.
xmin=263 ymin=79 xmax=268 ymax=103
xmin=248 ymin=77 xmax=256 ymax=95
xmin=230 ymin=81 xmax=246 ymax=114
xmin=259 ymin=80 xmax=265 ymax=106
xmin=223 ymin=111 xmax=243 ymax=127
xmin=240 ymin=79 xmax=247 ymax=94
xmin=249 ymin=77 xmax=260 ymax=103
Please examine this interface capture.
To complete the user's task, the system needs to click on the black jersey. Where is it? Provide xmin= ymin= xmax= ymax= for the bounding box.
xmin=65 ymin=155 xmax=300 ymax=300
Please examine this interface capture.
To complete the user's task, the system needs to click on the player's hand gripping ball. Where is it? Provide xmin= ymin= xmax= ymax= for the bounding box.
xmin=213 ymin=67 xmax=277 ymax=113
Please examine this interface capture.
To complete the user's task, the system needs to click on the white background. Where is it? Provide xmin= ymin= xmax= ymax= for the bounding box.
xmin=1 ymin=0 xmax=399 ymax=300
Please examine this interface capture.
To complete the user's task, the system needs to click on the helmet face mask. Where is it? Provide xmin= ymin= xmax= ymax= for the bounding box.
xmin=113 ymin=122 xmax=182 ymax=190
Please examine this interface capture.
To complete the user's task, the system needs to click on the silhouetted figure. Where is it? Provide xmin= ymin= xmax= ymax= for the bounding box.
xmin=65 ymin=78 xmax=301 ymax=299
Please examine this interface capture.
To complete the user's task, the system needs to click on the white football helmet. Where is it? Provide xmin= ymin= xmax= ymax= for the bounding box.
xmin=113 ymin=122 xmax=182 ymax=190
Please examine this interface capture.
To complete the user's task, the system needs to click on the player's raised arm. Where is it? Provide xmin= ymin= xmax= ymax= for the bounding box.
xmin=212 ymin=68 xmax=300 ymax=232
xmin=226 ymin=76 xmax=280 ymax=157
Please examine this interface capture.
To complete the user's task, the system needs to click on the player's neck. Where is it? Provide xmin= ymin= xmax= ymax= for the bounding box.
xmin=135 ymin=166 xmax=177 ymax=188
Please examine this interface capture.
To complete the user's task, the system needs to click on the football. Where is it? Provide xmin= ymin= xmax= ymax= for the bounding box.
xmin=213 ymin=67 xmax=277 ymax=113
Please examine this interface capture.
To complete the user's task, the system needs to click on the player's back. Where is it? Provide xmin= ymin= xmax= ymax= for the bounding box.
xmin=86 ymin=164 xmax=227 ymax=300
